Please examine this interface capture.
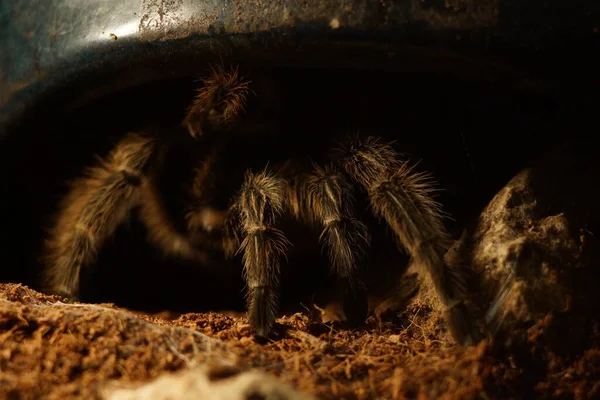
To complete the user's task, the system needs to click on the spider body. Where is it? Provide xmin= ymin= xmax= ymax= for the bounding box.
xmin=41 ymin=67 xmax=481 ymax=346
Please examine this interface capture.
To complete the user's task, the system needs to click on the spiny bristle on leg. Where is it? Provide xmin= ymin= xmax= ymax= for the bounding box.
xmin=184 ymin=65 xmax=252 ymax=139
xmin=235 ymin=170 xmax=290 ymax=336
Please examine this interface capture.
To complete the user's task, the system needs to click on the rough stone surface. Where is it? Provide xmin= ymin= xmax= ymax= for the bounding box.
xmin=447 ymin=141 xmax=600 ymax=355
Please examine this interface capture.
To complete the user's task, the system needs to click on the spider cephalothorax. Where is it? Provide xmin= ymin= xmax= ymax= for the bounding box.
xmin=41 ymin=66 xmax=481 ymax=346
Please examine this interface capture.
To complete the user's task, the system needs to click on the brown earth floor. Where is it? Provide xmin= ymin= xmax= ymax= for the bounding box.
xmin=0 ymin=283 xmax=598 ymax=399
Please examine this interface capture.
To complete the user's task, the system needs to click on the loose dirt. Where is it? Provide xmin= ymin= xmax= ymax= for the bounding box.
xmin=0 ymin=282 xmax=598 ymax=399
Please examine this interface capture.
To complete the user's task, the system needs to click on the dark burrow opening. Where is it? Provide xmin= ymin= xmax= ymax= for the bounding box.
xmin=0 ymin=65 xmax=592 ymax=317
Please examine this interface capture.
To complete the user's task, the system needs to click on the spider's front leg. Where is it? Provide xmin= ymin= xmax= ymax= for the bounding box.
xmin=41 ymin=133 xmax=156 ymax=299
xmin=338 ymin=136 xmax=483 ymax=347
xmin=185 ymin=66 xmax=290 ymax=335
xmin=233 ymin=170 xmax=290 ymax=336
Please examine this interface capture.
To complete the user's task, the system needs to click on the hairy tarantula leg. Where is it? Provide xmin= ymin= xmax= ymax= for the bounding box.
xmin=306 ymin=165 xmax=369 ymax=280
xmin=184 ymin=65 xmax=251 ymax=139
xmin=235 ymin=170 xmax=290 ymax=336
xmin=338 ymin=136 xmax=482 ymax=347
xmin=306 ymin=164 xmax=370 ymax=324
xmin=137 ymin=178 xmax=210 ymax=264
xmin=41 ymin=133 xmax=156 ymax=299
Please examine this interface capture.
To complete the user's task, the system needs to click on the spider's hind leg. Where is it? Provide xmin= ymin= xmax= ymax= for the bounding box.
xmin=337 ymin=135 xmax=482 ymax=347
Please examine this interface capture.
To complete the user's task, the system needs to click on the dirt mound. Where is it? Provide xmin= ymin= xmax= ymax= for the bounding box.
xmin=0 ymin=282 xmax=597 ymax=399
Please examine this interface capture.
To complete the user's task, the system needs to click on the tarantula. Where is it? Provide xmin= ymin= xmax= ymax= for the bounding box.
xmin=41 ymin=66 xmax=481 ymax=347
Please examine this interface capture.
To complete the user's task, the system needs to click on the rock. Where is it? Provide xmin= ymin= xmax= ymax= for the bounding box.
xmin=449 ymin=139 xmax=600 ymax=351
xmin=101 ymin=362 xmax=316 ymax=400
